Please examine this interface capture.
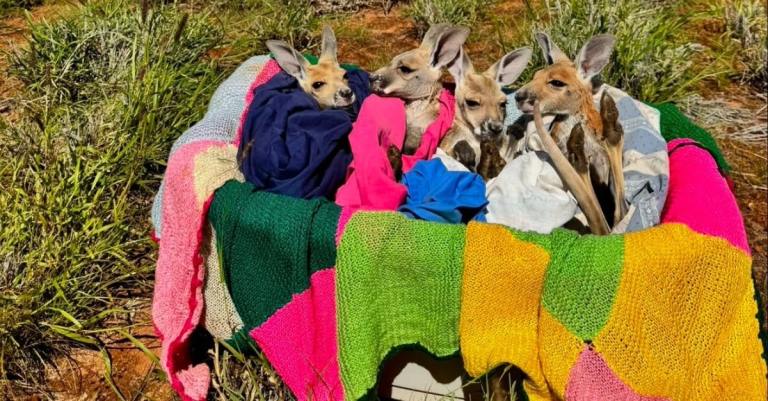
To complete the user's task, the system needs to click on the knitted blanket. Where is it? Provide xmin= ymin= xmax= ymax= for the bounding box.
xmin=238 ymin=69 xmax=370 ymax=199
xmin=153 ymin=55 xmax=763 ymax=401
xmin=151 ymin=55 xmax=281 ymax=401
xmin=335 ymin=139 xmax=765 ymax=400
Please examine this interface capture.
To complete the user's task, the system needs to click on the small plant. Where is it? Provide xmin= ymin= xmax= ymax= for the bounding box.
xmin=406 ymin=0 xmax=495 ymax=36
xmin=718 ymin=0 xmax=767 ymax=90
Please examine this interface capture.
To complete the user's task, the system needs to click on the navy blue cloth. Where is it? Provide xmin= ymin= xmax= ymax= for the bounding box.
xmin=238 ymin=69 xmax=370 ymax=200
xmin=398 ymin=159 xmax=488 ymax=224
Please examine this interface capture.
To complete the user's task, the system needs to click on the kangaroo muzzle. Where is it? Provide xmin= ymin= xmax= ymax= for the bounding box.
xmin=515 ymin=89 xmax=536 ymax=114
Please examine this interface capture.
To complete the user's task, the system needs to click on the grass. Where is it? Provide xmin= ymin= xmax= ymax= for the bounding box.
xmin=712 ymin=0 xmax=767 ymax=90
xmin=0 ymin=0 xmax=765 ymax=399
xmin=406 ymin=0 xmax=496 ymax=36
xmin=0 ymin=0 xmax=43 ymax=16
xmin=509 ymin=0 xmax=715 ymax=103
xmin=0 ymin=0 xmax=320 ymax=397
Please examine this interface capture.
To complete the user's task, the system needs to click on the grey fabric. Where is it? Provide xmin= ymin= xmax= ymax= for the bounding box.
xmin=501 ymin=85 xmax=669 ymax=233
xmin=151 ymin=55 xmax=270 ymax=238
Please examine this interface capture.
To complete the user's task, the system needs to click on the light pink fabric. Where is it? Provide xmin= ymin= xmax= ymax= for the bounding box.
xmin=660 ymin=139 xmax=750 ymax=255
xmin=153 ymin=61 xmax=281 ymax=401
xmin=565 ymin=346 xmax=669 ymax=401
xmin=335 ymin=90 xmax=455 ymax=212
xmin=250 ymin=269 xmax=342 ymax=401
xmin=153 ymin=141 xmax=225 ymax=401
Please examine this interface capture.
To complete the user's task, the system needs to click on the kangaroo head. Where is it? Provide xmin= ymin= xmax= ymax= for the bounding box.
xmin=266 ymin=26 xmax=354 ymax=109
xmin=515 ymin=32 xmax=615 ymax=118
xmin=449 ymin=47 xmax=532 ymax=139
xmin=370 ymin=24 xmax=469 ymax=101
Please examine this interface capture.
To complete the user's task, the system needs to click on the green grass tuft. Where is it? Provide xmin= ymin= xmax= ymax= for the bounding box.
xmin=406 ymin=0 xmax=496 ymax=36
xmin=0 ymin=0 xmax=224 ymax=392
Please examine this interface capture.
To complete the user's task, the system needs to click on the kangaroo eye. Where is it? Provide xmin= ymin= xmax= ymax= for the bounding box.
xmin=466 ymin=99 xmax=480 ymax=108
xmin=499 ymin=101 xmax=507 ymax=109
xmin=398 ymin=65 xmax=414 ymax=74
xmin=312 ymin=81 xmax=326 ymax=90
xmin=548 ymin=79 xmax=567 ymax=88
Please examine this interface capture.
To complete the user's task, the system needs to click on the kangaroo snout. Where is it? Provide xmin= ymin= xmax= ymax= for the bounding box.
xmin=515 ymin=89 xmax=536 ymax=114
xmin=335 ymin=87 xmax=355 ymax=106
xmin=481 ymin=120 xmax=504 ymax=138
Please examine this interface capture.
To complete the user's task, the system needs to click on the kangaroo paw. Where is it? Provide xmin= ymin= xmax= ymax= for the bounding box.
xmin=453 ymin=140 xmax=477 ymax=173
xmin=387 ymin=145 xmax=403 ymax=181
xmin=478 ymin=138 xmax=506 ymax=181
xmin=600 ymin=92 xmax=627 ymax=224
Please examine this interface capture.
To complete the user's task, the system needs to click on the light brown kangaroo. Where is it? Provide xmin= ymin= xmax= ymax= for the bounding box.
xmin=438 ymin=47 xmax=532 ymax=180
xmin=266 ymin=26 xmax=355 ymax=109
xmin=515 ymin=33 xmax=626 ymax=234
xmin=369 ymin=24 xmax=470 ymax=155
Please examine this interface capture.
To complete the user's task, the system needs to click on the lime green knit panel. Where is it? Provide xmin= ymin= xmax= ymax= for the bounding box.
xmin=336 ymin=212 xmax=466 ymax=401
xmin=516 ymin=229 xmax=625 ymax=340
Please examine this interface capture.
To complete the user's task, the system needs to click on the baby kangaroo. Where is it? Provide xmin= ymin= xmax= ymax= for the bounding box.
xmin=266 ymin=26 xmax=355 ymax=109
xmin=370 ymin=23 xmax=469 ymax=155
xmin=515 ymin=33 xmax=626 ymax=233
xmin=439 ymin=47 xmax=532 ymax=180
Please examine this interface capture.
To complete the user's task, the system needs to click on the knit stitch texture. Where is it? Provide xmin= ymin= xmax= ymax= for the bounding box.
xmin=335 ymin=212 xmax=466 ymax=401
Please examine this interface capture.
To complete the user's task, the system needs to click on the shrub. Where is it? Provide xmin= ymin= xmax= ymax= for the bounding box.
xmin=406 ymin=0 xmax=495 ymax=36
xmin=716 ymin=0 xmax=767 ymax=90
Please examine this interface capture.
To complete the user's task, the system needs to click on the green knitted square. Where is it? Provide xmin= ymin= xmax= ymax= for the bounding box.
xmin=208 ymin=180 xmax=340 ymax=330
xmin=336 ymin=212 xmax=466 ymax=401
xmin=515 ymin=229 xmax=625 ymax=341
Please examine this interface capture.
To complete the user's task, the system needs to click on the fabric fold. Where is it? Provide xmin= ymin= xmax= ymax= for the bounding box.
xmin=238 ymin=70 xmax=370 ymax=200
xmin=399 ymin=158 xmax=487 ymax=223
xmin=335 ymin=90 xmax=456 ymax=211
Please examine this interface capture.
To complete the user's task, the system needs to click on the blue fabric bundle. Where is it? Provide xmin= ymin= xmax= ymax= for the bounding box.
xmin=398 ymin=159 xmax=488 ymax=224
xmin=238 ymin=70 xmax=370 ymax=200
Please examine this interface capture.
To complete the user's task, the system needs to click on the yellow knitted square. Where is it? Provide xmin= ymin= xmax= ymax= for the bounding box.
xmin=593 ymin=223 xmax=767 ymax=400
xmin=538 ymin=308 xmax=583 ymax=399
xmin=460 ymin=222 xmax=551 ymax=396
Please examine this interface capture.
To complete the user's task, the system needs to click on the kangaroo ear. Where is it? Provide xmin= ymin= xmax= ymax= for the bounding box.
xmin=448 ymin=48 xmax=473 ymax=85
xmin=487 ymin=47 xmax=532 ymax=86
xmin=575 ymin=34 xmax=615 ymax=84
xmin=267 ymin=40 xmax=310 ymax=80
xmin=320 ymin=25 xmax=338 ymax=64
xmin=535 ymin=32 xmax=568 ymax=65
xmin=429 ymin=26 xmax=470 ymax=69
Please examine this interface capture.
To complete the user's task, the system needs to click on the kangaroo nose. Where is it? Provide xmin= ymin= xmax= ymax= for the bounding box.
xmin=340 ymin=88 xmax=353 ymax=99
xmin=514 ymin=90 xmax=527 ymax=103
xmin=487 ymin=120 xmax=504 ymax=136
xmin=369 ymin=74 xmax=381 ymax=83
